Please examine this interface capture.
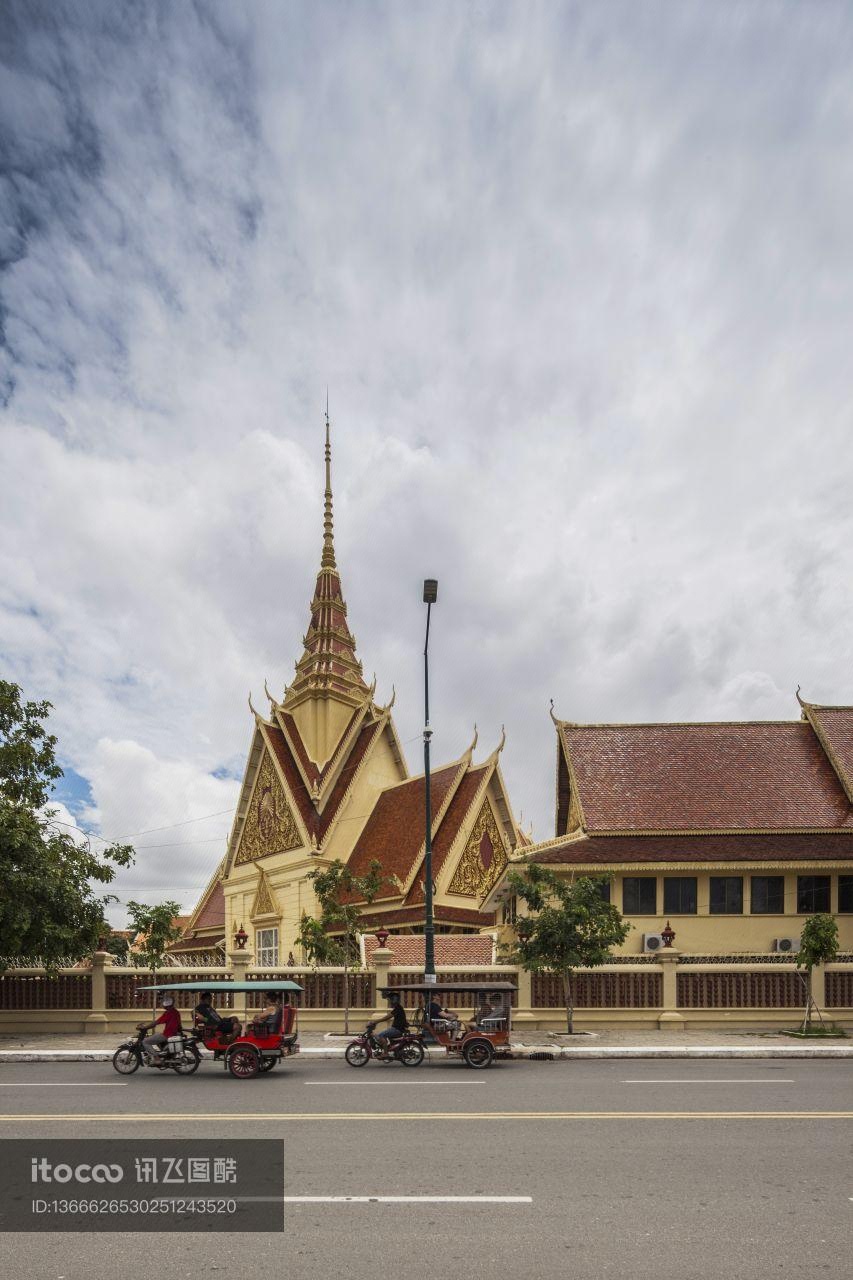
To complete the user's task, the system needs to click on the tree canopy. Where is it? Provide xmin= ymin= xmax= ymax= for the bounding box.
xmin=506 ymin=863 xmax=630 ymax=1032
xmin=0 ymin=680 xmax=134 ymax=967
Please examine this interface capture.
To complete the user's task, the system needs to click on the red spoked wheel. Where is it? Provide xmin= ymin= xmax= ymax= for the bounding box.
xmin=227 ymin=1047 xmax=260 ymax=1079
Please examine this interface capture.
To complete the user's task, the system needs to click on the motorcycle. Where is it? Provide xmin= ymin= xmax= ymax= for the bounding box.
xmin=112 ymin=1025 xmax=201 ymax=1075
xmin=344 ymin=1021 xmax=424 ymax=1068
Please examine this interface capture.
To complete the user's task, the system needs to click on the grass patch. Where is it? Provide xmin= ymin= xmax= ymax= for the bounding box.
xmin=780 ymin=1023 xmax=848 ymax=1039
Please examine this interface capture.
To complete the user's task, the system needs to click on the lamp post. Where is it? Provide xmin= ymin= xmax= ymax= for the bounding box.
xmin=422 ymin=578 xmax=438 ymax=983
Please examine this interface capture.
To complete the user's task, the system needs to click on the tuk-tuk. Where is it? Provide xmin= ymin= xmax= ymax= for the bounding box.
xmin=382 ymin=981 xmax=517 ymax=1069
xmin=136 ymin=980 xmax=303 ymax=1078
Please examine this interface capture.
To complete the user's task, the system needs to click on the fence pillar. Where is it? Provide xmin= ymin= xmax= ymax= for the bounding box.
xmin=657 ymin=950 xmax=685 ymax=1031
xmin=370 ymin=946 xmax=394 ymax=1018
xmin=513 ymin=967 xmax=535 ymax=1025
xmin=84 ymin=950 xmax=112 ymax=1035
xmin=229 ymin=950 xmax=253 ymax=1024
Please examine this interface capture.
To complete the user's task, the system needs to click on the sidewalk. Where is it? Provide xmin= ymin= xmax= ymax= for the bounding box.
xmin=1 ymin=1028 xmax=850 ymax=1061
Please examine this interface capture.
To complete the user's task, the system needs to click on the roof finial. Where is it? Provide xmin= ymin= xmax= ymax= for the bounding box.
xmin=321 ymin=396 xmax=337 ymax=571
xmin=549 ymin=698 xmax=559 ymax=725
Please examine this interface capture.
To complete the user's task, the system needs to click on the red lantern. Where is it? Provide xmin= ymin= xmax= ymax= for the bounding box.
xmin=234 ymin=923 xmax=249 ymax=950
xmin=374 ymin=927 xmax=390 ymax=949
xmin=661 ymin=920 xmax=676 ymax=948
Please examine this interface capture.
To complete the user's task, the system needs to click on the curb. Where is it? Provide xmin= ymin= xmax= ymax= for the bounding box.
xmin=2 ymin=1044 xmax=852 ymax=1063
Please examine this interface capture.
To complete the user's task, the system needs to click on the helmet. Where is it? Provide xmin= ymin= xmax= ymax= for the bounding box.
xmin=162 ymin=995 xmax=175 ymax=1007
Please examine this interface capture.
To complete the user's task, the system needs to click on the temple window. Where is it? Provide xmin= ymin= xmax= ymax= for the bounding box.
xmin=623 ymin=877 xmax=656 ymax=914
xmin=663 ymin=877 xmax=697 ymax=915
xmin=750 ymin=876 xmax=785 ymax=914
xmin=709 ymin=876 xmax=743 ymax=915
xmin=796 ymin=875 xmax=831 ymax=914
xmin=256 ymin=927 xmax=280 ymax=966
xmin=839 ymin=876 xmax=853 ymax=914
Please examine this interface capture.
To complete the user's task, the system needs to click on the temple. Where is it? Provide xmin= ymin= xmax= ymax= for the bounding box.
xmin=174 ymin=415 xmax=523 ymax=962
xmin=482 ymin=696 xmax=853 ymax=954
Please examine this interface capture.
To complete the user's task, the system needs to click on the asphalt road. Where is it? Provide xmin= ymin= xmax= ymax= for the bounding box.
xmin=0 ymin=1056 xmax=850 ymax=1279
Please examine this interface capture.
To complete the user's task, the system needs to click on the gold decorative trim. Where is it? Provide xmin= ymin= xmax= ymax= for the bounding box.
xmin=234 ymin=749 xmax=302 ymax=865
xmin=448 ymin=800 xmax=509 ymax=898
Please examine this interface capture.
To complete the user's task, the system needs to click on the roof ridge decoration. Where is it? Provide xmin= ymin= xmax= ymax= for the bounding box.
xmin=284 ymin=411 xmax=368 ymax=711
xmin=797 ymin=695 xmax=853 ymax=805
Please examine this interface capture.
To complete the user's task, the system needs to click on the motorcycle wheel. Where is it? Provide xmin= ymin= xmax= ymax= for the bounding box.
xmin=397 ymin=1040 xmax=425 ymax=1068
xmin=345 ymin=1041 xmax=370 ymax=1067
xmin=173 ymin=1046 xmax=201 ymax=1075
xmin=112 ymin=1046 xmax=140 ymax=1075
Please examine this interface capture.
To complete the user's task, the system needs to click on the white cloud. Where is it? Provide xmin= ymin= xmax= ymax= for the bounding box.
xmin=2 ymin=1 xmax=853 ymax=910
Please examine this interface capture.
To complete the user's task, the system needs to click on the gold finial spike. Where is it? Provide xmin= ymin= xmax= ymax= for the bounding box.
xmin=321 ymin=396 xmax=337 ymax=570
xmin=248 ymin=691 xmax=260 ymax=719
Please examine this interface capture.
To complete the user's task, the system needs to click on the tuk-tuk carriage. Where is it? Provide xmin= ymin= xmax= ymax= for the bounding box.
xmin=136 ymin=980 xmax=303 ymax=1079
xmin=382 ymin=981 xmax=517 ymax=1069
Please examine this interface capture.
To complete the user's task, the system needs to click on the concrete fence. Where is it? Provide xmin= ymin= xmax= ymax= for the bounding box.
xmin=1 ymin=948 xmax=852 ymax=1034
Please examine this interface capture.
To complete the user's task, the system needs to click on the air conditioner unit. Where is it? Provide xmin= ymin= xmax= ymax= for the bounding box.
xmin=773 ymin=937 xmax=800 ymax=954
xmin=643 ymin=933 xmax=664 ymax=953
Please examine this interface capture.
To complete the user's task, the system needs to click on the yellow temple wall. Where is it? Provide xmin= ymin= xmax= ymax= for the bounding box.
xmin=513 ymin=867 xmax=853 ymax=955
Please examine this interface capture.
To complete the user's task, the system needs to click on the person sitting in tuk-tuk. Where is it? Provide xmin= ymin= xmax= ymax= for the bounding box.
xmin=195 ymin=991 xmax=242 ymax=1042
xmin=256 ymin=991 xmax=283 ymax=1035
xmin=372 ymin=991 xmax=409 ymax=1051
xmin=465 ymin=996 xmax=495 ymax=1035
xmin=428 ymin=996 xmax=459 ymax=1036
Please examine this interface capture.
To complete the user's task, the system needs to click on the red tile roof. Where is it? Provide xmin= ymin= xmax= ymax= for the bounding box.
xmin=346 ymin=764 xmax=461 ymax=886
xmin=530 ymin=831 xmax=853 ymax=864
xmin=405 ymin=767 xmax=488 ymax=905
xmin=363 ymin=934 xmax=495 ymax=966
xmin=560 ymin=721 xmax=853 ymax=832
xmin=193 ymin=879 xmax=225 ymax=930
xmin=803 ymin=706 xmax=853 ymax=803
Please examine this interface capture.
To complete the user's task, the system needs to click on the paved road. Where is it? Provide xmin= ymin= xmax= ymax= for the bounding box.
xmin=0 ymin=1056 xmax=850 ymax=1279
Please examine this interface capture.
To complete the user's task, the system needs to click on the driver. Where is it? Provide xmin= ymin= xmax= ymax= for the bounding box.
xmin=372 ymin=991 xmax=409 ymax=1051
xmin=140 ymin=994 xmax=182 ymax=1061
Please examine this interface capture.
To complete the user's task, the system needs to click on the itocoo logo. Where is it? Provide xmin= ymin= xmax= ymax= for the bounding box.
xmin=31 ymin=1158 xmax=123 ymax=1184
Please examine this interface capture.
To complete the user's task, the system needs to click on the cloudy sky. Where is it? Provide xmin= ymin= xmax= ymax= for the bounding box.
xmin=2 ymin=1 xmax=853 ymax=924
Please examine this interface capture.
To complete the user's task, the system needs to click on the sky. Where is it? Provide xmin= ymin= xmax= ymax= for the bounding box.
xmin=2 ymin=1 xmax=853 ymax=926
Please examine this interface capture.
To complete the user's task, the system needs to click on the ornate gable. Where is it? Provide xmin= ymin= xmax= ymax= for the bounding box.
xmin=250 ymin=866 xmax=279 ymax=921
xmin=448 ymin=798 xmax=509 ymax=898
xmin=234 ymin=749 xmax=302 ymax=866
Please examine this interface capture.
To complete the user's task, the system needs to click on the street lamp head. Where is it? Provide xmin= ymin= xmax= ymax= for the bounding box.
xmin=423 ymin=579 xmax=438 ymax=604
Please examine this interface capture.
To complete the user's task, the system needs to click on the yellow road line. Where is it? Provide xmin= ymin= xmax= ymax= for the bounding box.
xmin=1 ymin=1111 xmax=852 ymax=1122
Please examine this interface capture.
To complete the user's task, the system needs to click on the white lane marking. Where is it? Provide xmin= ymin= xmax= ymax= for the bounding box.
xmin=622 ymin=1079 xmax=795 ymax=1084
xmin=282 ymin=1195 xmax=532 ymax=1203
xmin=304 ymin=1081 xmax=485 ymax=1086
xmin=0 ymin=1083 xmax=127 ymax=1088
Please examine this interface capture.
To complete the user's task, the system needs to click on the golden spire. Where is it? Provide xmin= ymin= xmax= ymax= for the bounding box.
xmin=321 ymin=393 xmax=337 ymax=571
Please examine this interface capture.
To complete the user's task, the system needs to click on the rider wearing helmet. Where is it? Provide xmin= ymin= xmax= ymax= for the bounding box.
xmin=140 ymin=994 xmax=182 ymax=1061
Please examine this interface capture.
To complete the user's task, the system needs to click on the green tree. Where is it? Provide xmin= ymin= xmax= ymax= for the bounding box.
xmin=296 ymin=858 xmax=385 ymax=1033
xmin=797 ymin=913 xmax=839 ymax=1031
xmin=506 ymin=864 xmax=630 ymax=1033
xmin=0 ymin=681 xmax=134 ymax=970
xmin=125 ymin=899 xmax=183 ymax=1018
